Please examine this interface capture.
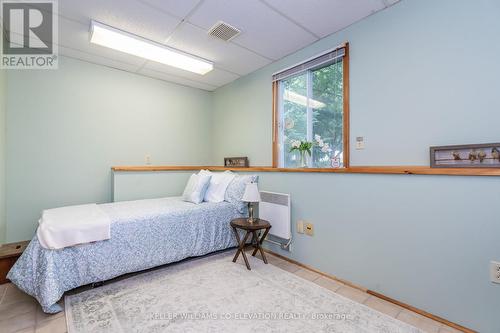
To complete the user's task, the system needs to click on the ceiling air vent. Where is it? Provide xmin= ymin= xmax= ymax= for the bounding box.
xmin=208 ymin=21 xmax=241 ymax=42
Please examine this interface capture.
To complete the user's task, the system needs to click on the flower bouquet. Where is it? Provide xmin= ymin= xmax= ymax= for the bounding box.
xmin=289 ymin=135 xmax=332 ymax=168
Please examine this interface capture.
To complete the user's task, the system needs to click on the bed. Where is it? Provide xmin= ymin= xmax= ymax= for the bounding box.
xmin=7 ymin=196 xmax=244 ymax=313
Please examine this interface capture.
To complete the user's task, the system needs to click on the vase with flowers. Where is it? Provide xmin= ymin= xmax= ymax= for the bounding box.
xmin=290 ymin=135 xmax=332 ymax=168
xmin=290 ymin=140 xmax=313 ymax=167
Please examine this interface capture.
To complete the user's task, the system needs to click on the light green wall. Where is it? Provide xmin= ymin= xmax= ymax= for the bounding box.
xmin=113 ymin=171 xmax=191 ymax=202
xmin=212 ymin=75 xmax=272 ymax=166
xmin=213 ymin=0 xmax=500 ymax=166
xmin=5 ymin=57 xmax=213 ymax=242
xmin=0 ymin=69 xmax=6 ymax=245
xmin=210 ymin=1 xmax=500 ymax=331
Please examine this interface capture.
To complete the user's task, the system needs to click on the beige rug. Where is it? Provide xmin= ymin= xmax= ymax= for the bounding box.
xmin=65 ymin=251 xmax=422 ymax=332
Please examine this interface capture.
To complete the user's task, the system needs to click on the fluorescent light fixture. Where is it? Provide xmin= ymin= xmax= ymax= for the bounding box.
xmin=283 ymin=90 xmax=326 ymax=109
xmin=89 ymin=21 xmax=213 ymax=75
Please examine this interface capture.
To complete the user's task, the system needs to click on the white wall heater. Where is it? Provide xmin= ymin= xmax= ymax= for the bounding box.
xmin=259 ymin=191 xmax=292 ymax=250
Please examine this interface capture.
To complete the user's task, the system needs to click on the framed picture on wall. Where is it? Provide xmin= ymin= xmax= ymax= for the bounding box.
xmin=430 ymin=143 xmax=500 ymax=168
xmin=224 ymin=157 xmax=249 ymax=168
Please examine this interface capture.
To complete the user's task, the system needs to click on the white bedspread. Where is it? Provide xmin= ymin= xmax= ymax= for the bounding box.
xmin=36 ymin=204 xmax=111 ymax=250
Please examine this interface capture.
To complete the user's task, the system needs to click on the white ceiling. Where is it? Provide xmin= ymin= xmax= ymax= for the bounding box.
xmin=10 ymin=0 xmax=400 ymax=91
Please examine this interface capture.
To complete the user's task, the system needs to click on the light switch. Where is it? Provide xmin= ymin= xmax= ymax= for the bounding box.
xmin=297 ymin=220 xmax=304 ymax=234
xmin=355 ymin=136 xmax=365 ymax=150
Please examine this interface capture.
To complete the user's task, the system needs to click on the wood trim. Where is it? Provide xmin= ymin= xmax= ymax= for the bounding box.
xmin=264 ymin=248 xmax=476 ymax=333
xmin=272 ymin=81 xmax=279 ymax=168
xmin=367 ymin=290 xmax=476 ymax=333
xmin=262 ymin=248 xmax=367 ymax=292
xmin=343 ymin=42 xmax=350 ymax=168
xmin=111 ymin=165 xmax=500 ymax=176
xmin=272 ymin=42 xmax=350 ymax=168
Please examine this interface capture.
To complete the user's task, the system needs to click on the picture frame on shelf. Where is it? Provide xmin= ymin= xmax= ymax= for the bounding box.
xmin=224 ymin=157 xmax=249 ymax=168
xmin=430 ymin=143 xmax=500 ymax=168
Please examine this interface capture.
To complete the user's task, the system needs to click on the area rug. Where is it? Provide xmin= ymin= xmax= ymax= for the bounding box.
xmin=65 ymin=251 xmax=421 ymax=333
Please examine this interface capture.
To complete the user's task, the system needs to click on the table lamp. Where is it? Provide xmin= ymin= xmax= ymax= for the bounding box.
xmin=242 ymin=182 xmax=261 ymax=223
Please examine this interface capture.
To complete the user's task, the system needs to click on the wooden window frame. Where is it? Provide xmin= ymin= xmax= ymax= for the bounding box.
xmin=272 ymin=43 xmax=350 ymax=168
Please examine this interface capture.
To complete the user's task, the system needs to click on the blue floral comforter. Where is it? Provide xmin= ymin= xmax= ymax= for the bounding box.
xmin=7 ymin=197 xmax=243 ymax=313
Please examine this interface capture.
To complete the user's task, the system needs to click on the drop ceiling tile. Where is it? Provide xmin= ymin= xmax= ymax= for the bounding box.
xmin=262 ymin=0 xmax=386 ymax=38
xmin=20 ymin=15 xmax=239 ymax=89
xmin=202 ymin=68 xmax=240 ymax=87
xmin=143 ymin=60 xmax=240 ymax=87
xmin=137 ymin=67 xmax=217 ymax=91
xmin=57 ymin=0 xmax=180 ymax=43
xmin=58 ymin=46 xmax=141 ymax=73
xmin=5 ymin=16 xmax=147 ymax=67
xmin=188 ymin=0 xmax=317 ymax=60
xmin=138 ymin=0 xmax=202 ymax=19
xmin=166 ymin=22 xmax=271 ymax=76
xmin=383 ymin=0 xmax=401 ymax=6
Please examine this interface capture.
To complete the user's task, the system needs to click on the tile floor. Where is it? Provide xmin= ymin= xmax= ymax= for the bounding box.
xmin=0 ymin=251 xmax=465 ymax=333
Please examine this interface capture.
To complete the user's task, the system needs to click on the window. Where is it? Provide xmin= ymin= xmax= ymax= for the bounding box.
xmin=272 ymin=44 xmax=349 ymax=168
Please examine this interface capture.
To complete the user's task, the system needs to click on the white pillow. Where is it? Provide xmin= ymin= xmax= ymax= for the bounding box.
xmin=182 ymin=173 xmax=212 ymax=204
xmin=200 ymin=170 xmax=235 ymax=203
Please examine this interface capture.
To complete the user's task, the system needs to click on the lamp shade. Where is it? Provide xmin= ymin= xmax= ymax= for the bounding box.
xmin=242 ymin=183 xmax=261 ymax=202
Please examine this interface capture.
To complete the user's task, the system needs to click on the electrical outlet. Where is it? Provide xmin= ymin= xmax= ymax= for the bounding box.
xmin=296 ymin=220 xmax=304 ymax=234
xmin=305 ymin=223 xmax=314 ymax=236
xmin=490 ymin=261 xmax=500 ymax=284
xmin=145 ymin=155 xmax=151 ymax=165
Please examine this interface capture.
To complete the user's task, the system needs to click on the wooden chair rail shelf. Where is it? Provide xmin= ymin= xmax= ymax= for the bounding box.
xmin=111 ymin=165 xmax=500 ymax=177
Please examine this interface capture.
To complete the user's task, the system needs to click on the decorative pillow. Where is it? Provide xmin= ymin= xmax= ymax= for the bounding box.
xmin=200 ymin=170 xmax=236 ymax=203
xmin=182 ymin=173 xmax=212 ymax=204
xmin=225 ymin=175 xmax=259 ymax=213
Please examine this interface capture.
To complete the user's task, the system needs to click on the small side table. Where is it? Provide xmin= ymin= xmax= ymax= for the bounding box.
xmin=230 ymin=218 xmax=272 ymax=270
xmin=0 ymin=241 xmax=29 ymax=284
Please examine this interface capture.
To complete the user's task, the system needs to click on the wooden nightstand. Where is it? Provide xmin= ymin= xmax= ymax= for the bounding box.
xmin=230 ymin=218 xmax=272 ymax=270
xmin=0 ymin=241 xmax=29 ymax=284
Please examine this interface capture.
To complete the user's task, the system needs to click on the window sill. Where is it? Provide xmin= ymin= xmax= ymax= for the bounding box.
xmin=111 ymin=165 xmax=500 ymax=176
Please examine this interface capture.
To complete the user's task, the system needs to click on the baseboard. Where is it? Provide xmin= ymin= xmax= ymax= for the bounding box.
xmin=262 ymin=248 xmax=368 ymax=292
xmin=263 ymin=248 xmax=476 ymax=333
xmin=366 ymin=290 xmax=475 ymax=333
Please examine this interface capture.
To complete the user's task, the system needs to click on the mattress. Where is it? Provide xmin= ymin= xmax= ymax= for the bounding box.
xmin=7 ymin=197 xmax=244 ymax=313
